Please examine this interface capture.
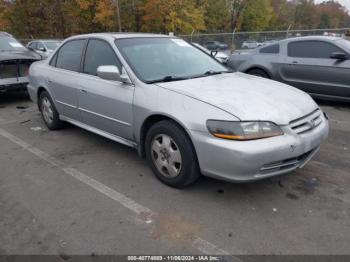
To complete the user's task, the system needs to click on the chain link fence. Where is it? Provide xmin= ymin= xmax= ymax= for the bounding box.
xmin=17 ymin=28 xmax=350 ymax=50
xmin=179 ymin=28 xmax=350 ymax=52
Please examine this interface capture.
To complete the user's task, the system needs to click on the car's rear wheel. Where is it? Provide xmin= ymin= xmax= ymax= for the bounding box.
xmin=39 ymin=91 xmax=65 ymax=130
xmin=145 ymin=120 xmax=200 ymax=188
xmin=247 ymin=69 xmax=270 ymax=78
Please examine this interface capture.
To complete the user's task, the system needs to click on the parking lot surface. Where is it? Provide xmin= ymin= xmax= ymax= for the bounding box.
xmin=0 ymin=93 xmax=349 ymax=256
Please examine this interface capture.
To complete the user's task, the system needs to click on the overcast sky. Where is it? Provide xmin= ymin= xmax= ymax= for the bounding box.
xmin=315 ymin=0 xmax=350 ymax=12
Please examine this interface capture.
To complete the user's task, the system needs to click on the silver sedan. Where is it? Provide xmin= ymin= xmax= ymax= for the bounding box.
xmin=28 ymin=33 xmax=329 ymax=188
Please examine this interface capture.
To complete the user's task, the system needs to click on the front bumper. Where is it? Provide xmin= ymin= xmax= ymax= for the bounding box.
xmin=0 ymin=77 xmax=29 ymax=93
xmin=190 ymin=113 xmax=329 ymax=182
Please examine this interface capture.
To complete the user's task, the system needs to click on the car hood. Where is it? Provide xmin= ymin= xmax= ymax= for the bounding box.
xmin=156 ymin=72 xmax=318 ymax=125
xmin=0 ymin=50 xmax=41 ymax=61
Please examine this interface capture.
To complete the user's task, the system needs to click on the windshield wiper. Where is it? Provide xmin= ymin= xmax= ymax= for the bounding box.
xmin=147 ymin=75 xmax=189 ymax=84
xmin=204 ymin=70 xmax=232 ymax=76
xmin=146 ymin=70 xmax=233 ymax=84
xmin=191 ymin=70 xmax=233 ymax=79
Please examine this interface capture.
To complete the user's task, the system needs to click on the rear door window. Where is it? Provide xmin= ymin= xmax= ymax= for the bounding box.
xmin=50 ymin=53 xmax=58 ymax=66
xmin=55 ymin=39 xmax=86 ymax=72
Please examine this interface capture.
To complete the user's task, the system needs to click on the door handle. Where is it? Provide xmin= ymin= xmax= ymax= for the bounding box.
xmin=290 ymin=61 xmax=298 ymax=65
xmin=79 ymin=89 xmax=88 ymax=94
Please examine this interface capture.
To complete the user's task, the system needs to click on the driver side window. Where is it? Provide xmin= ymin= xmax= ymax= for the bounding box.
xmin=83 ymin=39 xmax=122 ymax=76
xmin=288 ymin=41 xmax=344 ymax=59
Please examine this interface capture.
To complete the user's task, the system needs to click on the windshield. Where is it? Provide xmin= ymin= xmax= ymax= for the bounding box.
xmin=115 ymin=38 xmax=229 ymax=83
xmin=338 ymin=38 xmax=350 ymax=52
xmin=193 ymin=43 xmax=210 ymax=54
xmin=0 ymin=37 xmax=26 ymax=52
xmin=44 ymin=41 xmax=61 ymax=50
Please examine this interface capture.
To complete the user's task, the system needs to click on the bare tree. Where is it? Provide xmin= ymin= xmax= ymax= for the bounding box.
xmin=227 ymin=0 xmax=249 ymax=31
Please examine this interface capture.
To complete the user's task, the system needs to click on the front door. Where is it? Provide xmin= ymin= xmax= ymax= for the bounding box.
xmin=77 ymin=39 xmax=134 ymax=141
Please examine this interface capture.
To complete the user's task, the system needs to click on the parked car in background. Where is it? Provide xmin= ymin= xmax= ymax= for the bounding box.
xmin=262 ymin=39 xmax=278 ymax=46
xmin=28 ymin=33 xmax=328 ymax=188
xmin=205 ymin=41 xmax=228 ymax=51
xmin=241 ymin=40 xmax=260 ymax=49
xmin=192 ymin=42 xmax=229 ymax=64
xmin=27 ymin=40 xmax=62 ymax=59
xmin=0 ymin=32 xmax=41 ymax=94
xmin=229 ymin=36 xmax=350 ymax=102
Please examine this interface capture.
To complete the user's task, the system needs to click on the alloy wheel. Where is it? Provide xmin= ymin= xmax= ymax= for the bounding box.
xmin=41 ymin=97 xmax=54 ymax=124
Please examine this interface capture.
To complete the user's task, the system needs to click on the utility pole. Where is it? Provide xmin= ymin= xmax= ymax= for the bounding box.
xmin=113 ymin=0 xmax=122 ymax=32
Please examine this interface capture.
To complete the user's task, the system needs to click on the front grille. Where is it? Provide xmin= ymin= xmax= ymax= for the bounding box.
xmin=289 ymin=109 xmax=322 ymax=135
xmin=260 ymin=150 xmax=313 ymax=174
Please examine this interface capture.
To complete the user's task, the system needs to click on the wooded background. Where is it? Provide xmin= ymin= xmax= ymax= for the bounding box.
xmin=0 ymin=0 xmax=349 ymax=38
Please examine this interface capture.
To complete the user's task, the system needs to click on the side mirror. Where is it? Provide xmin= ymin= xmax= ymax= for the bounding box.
xmin=330 ymin=52 xmax=348 ymax=60
xmin=97 ymin=65 xmax=131 ymax=83
xmin=210 ymin=50 xmax=218 ymax=57
xmin=38 ymin=47 xmax=46 ymax=52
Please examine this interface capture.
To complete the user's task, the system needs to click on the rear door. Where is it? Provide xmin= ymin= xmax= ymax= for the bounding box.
xmin=280 ymin=40 xmax=350 ymax=98
xmin=46 ymin=39 xmax=86 ymax=121
xmin=78 ymin=38 xmax=134 ymax=140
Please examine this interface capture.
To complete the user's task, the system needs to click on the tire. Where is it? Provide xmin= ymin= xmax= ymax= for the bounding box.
xmin=145 ymin=120 xmax=200 ymax=188
xmin=247 ymin=69 xmax=270 ymax=78
xmin=39 ymin=91 xmax=65 ymax=130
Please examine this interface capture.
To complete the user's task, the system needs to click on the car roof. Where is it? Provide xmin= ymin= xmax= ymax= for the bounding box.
xmin=0 ymin=32 xmax=13 ymax=38
xmin=68 ymin=32 xmax=171 ymax=41
xmin=282 ymin=35 xmax=342 ymax=43
xmin=29 ymin=39 xmax=62 ymax=42
xmin=39 ymin=39 xmax=62 ymax=41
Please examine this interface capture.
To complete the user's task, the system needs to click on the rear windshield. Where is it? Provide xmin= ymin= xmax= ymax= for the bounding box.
xmin=0 ymin=37 xmax=27 ymax=52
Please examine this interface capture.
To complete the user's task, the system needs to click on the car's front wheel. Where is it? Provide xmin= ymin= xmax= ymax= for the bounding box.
xmin=39 ymin=91 xmax=65 ymax=130
xmin=145 ymin=120 xmax=200 ymax=188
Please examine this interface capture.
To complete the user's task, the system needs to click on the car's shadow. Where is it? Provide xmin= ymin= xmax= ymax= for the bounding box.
xmin=0 ymin=92 xmax=31 ymax=107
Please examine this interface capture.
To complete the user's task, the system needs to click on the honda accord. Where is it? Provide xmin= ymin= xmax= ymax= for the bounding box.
xmin=28 ymin=33 xmax=329 ymax=188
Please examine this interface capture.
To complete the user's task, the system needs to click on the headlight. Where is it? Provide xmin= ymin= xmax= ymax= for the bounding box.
xmin=206 ymin=120 xmax=284 ymax=140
